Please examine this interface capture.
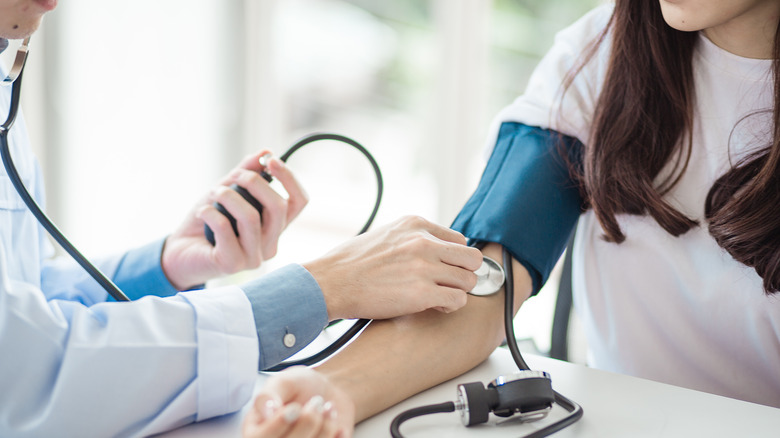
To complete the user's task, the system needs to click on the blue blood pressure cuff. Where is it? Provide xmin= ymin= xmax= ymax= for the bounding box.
xmin=451 ymin=122 xmax=584 ymax=295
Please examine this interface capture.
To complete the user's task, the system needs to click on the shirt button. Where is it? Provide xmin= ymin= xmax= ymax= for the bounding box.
xmin=283 ymin=333 xmax=296 ymax=348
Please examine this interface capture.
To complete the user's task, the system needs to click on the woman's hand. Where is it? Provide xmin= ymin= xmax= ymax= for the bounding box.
xmin=242 ymin=367 xmax=355 ymax=438
xmin=304 ymin=216 xmax=484 ymax=321
xmin=161 ymin=151 xmax=309 ymax=290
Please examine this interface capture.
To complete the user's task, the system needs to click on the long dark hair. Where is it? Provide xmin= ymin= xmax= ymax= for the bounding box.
xmin=568 ymin=1 xmax=780 ymax=294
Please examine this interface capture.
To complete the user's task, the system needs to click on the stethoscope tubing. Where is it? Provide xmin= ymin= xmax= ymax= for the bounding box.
xmin=279 ymin=132 xmax=383 ymax=235
xmin=0 ymin=61 xmax=130 ymax=302
xmin=0 ymin=46 xmax=383 ymax=362
xmin=502 ymin=248 xmax=583 ymax=438
xmin=268 ymin=132 xmax=384 ymax=371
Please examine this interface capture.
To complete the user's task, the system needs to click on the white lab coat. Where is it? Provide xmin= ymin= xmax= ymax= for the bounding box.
xmin=0 ymin=84 xmax=259 ymax=437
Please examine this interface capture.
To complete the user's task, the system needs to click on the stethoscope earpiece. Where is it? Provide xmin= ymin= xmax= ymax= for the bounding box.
xmin=1 ymin=37 xmax=30 ymax=86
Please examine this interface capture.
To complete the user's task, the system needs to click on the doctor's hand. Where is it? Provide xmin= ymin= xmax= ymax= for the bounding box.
xmin=161 ymin=151 xmax=308 ymax=290
xmin=243 ymin=367 xmax=355 ymax=438
xmin=304 ymin=216 xmax=483 ymax=321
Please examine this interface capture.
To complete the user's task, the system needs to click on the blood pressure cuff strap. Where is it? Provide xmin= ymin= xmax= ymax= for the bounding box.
xmin=451 ymin=122 xmax=584 ymax=295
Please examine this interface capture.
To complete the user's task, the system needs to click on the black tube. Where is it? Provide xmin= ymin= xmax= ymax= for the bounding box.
xmin=502 ymin=248 xmax=530 ymax=370
xmin=390 ymin=402 xmax=455 ymax=438
xmin=266 ymin=318 xmax=371 ymax=371
xmin=0 ymin=70 xmax=130 ymax=302
xmin=280 ymin=132 xmax=383 ymax=235
xmin=502 ymin=248 xmax=583 ymax=438
xmin=267 ymin=133 xmax=383 ymax=370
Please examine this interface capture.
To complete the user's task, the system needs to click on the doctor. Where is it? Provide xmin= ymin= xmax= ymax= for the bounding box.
xmin=0 ymin=1 xmax=483 ymax=437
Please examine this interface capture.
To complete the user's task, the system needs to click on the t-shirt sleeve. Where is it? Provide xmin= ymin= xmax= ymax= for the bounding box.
xmin=484 ymin=3 xmax=614 ymax=155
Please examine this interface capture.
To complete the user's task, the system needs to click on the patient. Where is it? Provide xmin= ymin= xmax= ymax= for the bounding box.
xmin=245 ymin=0 xmax=780 ymax=436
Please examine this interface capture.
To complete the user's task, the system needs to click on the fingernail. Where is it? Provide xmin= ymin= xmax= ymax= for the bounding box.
xmin=258 ymin=153 xmax=273 ymax=167
xmin=263 ymin=399 xmax=280 ymax=420
xmin=283 ymin=403 xmax=302 ymax=423
xmin=271 ymin=157 xmax=286 ymax=169
xmin=304 ymin=395 xmax=325 ymax=414
xmin=323 ymin=401 xmax=338 ymax=421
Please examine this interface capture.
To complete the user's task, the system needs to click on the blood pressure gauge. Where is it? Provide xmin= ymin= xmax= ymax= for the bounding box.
xmin=456 ymin=371 xmax=555 ymax=426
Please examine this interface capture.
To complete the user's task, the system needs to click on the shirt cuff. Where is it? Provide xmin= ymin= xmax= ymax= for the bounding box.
xmin=112 ymin=238 xmax=179 ymax=300
xmin=179 ymin=286 xmax=259 ymax=421
xmin=241 ymin=264 xmax=328 ymax=370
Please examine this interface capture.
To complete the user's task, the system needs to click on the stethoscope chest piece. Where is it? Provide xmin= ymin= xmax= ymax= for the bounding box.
xmin=469 ymin=256 xmax=505 ymax=296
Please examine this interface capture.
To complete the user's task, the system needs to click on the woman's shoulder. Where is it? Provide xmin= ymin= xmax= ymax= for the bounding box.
xmin=490 ymin=3 xmax=616 ymax=142
xmin=553 ymin=3 xmax=615 ymax=54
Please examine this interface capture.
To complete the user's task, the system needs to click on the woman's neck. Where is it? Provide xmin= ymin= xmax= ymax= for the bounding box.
xmin=704 ymin=4 xmax=779 ymax=59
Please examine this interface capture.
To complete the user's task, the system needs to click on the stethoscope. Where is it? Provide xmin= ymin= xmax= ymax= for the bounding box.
xmin=0 ymin=37 xmax=131 ymax=302
xmin=1 ymin=38 xmax=582 ymax=437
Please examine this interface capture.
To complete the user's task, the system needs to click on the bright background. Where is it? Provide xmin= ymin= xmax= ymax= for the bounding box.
xmin=18 ymin=0 xmax=602 ymax=360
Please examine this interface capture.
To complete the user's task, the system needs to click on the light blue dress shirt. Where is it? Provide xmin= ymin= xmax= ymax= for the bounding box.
xmin=0 ymin=41 xmax=328 ymax=437
xmin=111 ymin=239 xmax=329 ymax=371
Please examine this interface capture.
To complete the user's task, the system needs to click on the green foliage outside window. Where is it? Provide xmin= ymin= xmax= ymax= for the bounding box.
xmin=339 ymin=0 xmax=603 ymax=116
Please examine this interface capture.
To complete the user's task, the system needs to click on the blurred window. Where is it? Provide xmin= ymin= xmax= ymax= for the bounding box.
xmin=27 ymin=0 xmax=600 ymax=293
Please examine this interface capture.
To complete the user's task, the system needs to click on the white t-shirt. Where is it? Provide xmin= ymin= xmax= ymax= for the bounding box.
xmin=491 ymin=3 xmax=780 ymax=408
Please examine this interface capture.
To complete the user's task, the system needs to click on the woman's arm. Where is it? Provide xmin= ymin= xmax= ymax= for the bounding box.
xmin=247 ymin=123 xmax=584 ymax=433
xmin=315 ymin=242 xmax=532 ymax=422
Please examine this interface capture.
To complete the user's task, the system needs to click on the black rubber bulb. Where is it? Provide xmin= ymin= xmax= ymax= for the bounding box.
xmin=204 ymin=170 xmax=273 ymax=246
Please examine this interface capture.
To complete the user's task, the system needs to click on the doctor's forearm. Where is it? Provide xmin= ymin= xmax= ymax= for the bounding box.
xmin=315 ymin=243 xmax=532 ymax=422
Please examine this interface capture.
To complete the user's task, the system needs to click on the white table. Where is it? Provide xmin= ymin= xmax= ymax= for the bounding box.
xmin=158 ymin=348 xmax=780 ymax=437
